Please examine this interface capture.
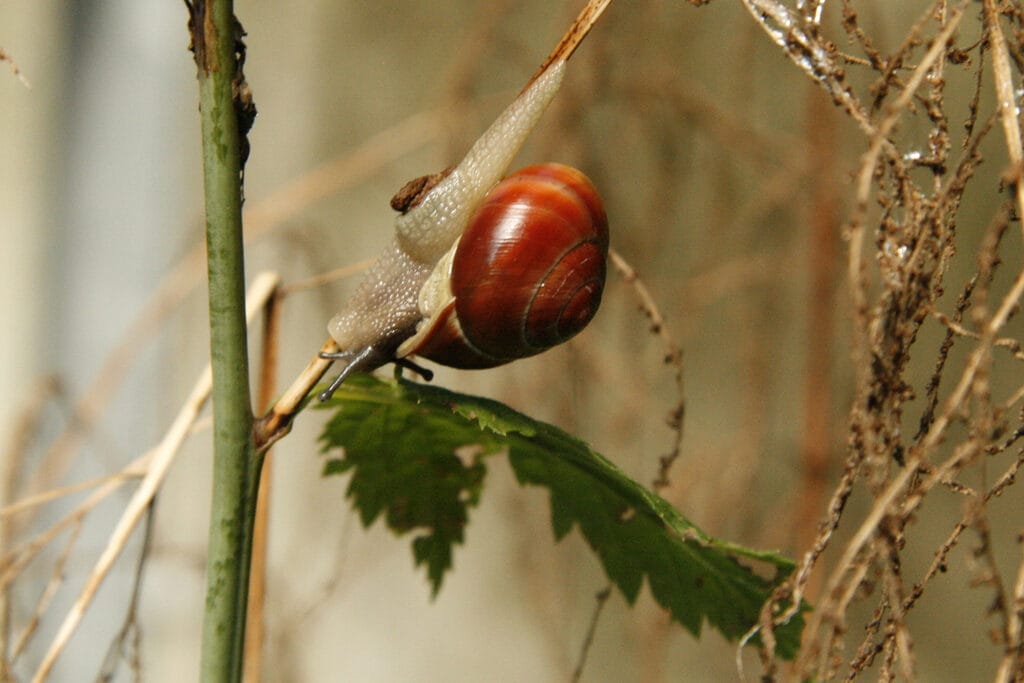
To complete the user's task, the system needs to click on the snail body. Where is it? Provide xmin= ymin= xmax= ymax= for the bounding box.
xmin=321 ymin=61 xmax=608 ymax=399
xmin=397 ymin=163 xmax=608 ymax=368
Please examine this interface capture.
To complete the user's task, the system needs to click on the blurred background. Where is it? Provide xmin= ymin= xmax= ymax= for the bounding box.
xmin=2 ymin=1 xmax=1022 ymax=681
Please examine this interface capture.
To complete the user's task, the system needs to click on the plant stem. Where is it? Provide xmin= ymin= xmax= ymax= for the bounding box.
xmin=189 ymin=1 xmax=261 ymax=681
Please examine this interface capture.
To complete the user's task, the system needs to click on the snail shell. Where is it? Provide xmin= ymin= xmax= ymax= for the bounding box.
xmin=396 ymin=163 xmax=609 ymax=368
xmin=326 ymin=62 xmax=567 ymax=357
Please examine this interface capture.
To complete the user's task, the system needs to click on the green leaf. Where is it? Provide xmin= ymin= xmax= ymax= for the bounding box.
xmin=317 ymin=374 xmax=805 ymax=657
xmin=317 ymin=375 xmax=494 ymax=595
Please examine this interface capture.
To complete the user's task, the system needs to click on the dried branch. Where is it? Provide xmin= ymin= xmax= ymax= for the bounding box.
xmin=0 ymin=46 xmax=29 ymax=88
xmin=984 ymin=0 xmax=1024 ymax=239
xmin=608 ymin=249 xmax=685 ymax=492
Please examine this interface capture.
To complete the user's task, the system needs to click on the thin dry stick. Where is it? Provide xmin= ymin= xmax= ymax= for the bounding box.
xmin=966 ymin=499 xmax=1013 ymax=672
xmin=243 ymin=285 xmax=282 ymax=683
xmin=994 ymin=532 xmax=1024 ymax=682
xmin=32 ymin=271 xmax=281 ymax=683
xmin=570 ymin=587 xmax=612 ymax=683
xmin=837 ymin=561 xmax=882 ymax=679
xmin=852 ymin=2 xmax=967 ymax=208
xmin=0 ymin=47 xmax=30 ymax=88
xmin=0 ymin=468 xmax=146 ymax=520
xmin=914 ymin=262 xmax=1024 ymax=460
xmin=1 ymin=377 xmax=60 ymax=673
xmin=607 ymin=249 xmax=685 ymax=491
xmin=253 ymin=337 xmax=338 ymax=450
xmin=0 ymin=440 xmax=198 ymax=598
xmin=843 ymin=3 xmax=966 ymax=392
xmin=811 ymin=469 xmax=904 ymax=655
xmin=987 ymin=449 xmax=1024 ymax=501
xmin=533 ymin=0 xmax=612 ymax=84
xmin=808 ymin=434 xmax=987 ymax=664
xmin=825 ymin=557 xmax=873 ymax=680
xmin=902 ymin=519 xmax=968 ymax=615
xmin=740 ymin=0 xmax=880 ymax=140
xmin=893 ymin=446 xmax=1024 ymax=655
xmin=0 ymin=377 xmax=60 ymax=511
xmin=8 ymin=521 xmax=83 ymax=664
xmin=20 ymin=249 xmax=204 ymax=505
xmin=94 ymin=505 xmax=154 ymax=682
xmin=932 ymin=311 xmax=1024 ymax=363
xmin=984 ymin=0 xmax=1024 ymax=239
xmin=882 ymin=550 xmax=916 ymax=681
xmin=742 ymin=435 xmax=861 ymax=672
xmin=0 ymin=478 xmax=126 ymax=591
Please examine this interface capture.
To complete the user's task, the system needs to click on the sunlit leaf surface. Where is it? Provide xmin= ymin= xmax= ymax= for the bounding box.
xmin=318 ymin=374 xmax=804 ymax=657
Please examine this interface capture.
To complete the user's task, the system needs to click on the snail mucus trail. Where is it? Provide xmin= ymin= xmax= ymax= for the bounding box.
xmin=319 ymin=61 xmax=609 ymax=400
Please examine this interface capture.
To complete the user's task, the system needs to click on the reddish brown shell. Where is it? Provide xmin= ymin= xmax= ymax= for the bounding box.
xmin=410 ymin=163 xmax=609 ymax=368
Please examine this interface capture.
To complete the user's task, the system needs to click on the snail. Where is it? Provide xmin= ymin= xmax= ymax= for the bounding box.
xmin=319 ymin=61 xmax=608 ymax=400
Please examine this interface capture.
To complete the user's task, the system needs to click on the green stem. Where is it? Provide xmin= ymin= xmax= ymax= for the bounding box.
xmin=189 ymin=2 xmax=261 ymax=681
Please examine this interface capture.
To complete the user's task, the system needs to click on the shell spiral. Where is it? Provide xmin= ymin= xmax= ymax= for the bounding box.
xmin=410 ymin=163 xmax=609 ymax=368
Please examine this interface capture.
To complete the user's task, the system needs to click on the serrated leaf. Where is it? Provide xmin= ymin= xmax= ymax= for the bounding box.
xmin=318 ymin=375 xmax=494 ymax=595
xmin=317 ymin=374 xmax=805 ymax=657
